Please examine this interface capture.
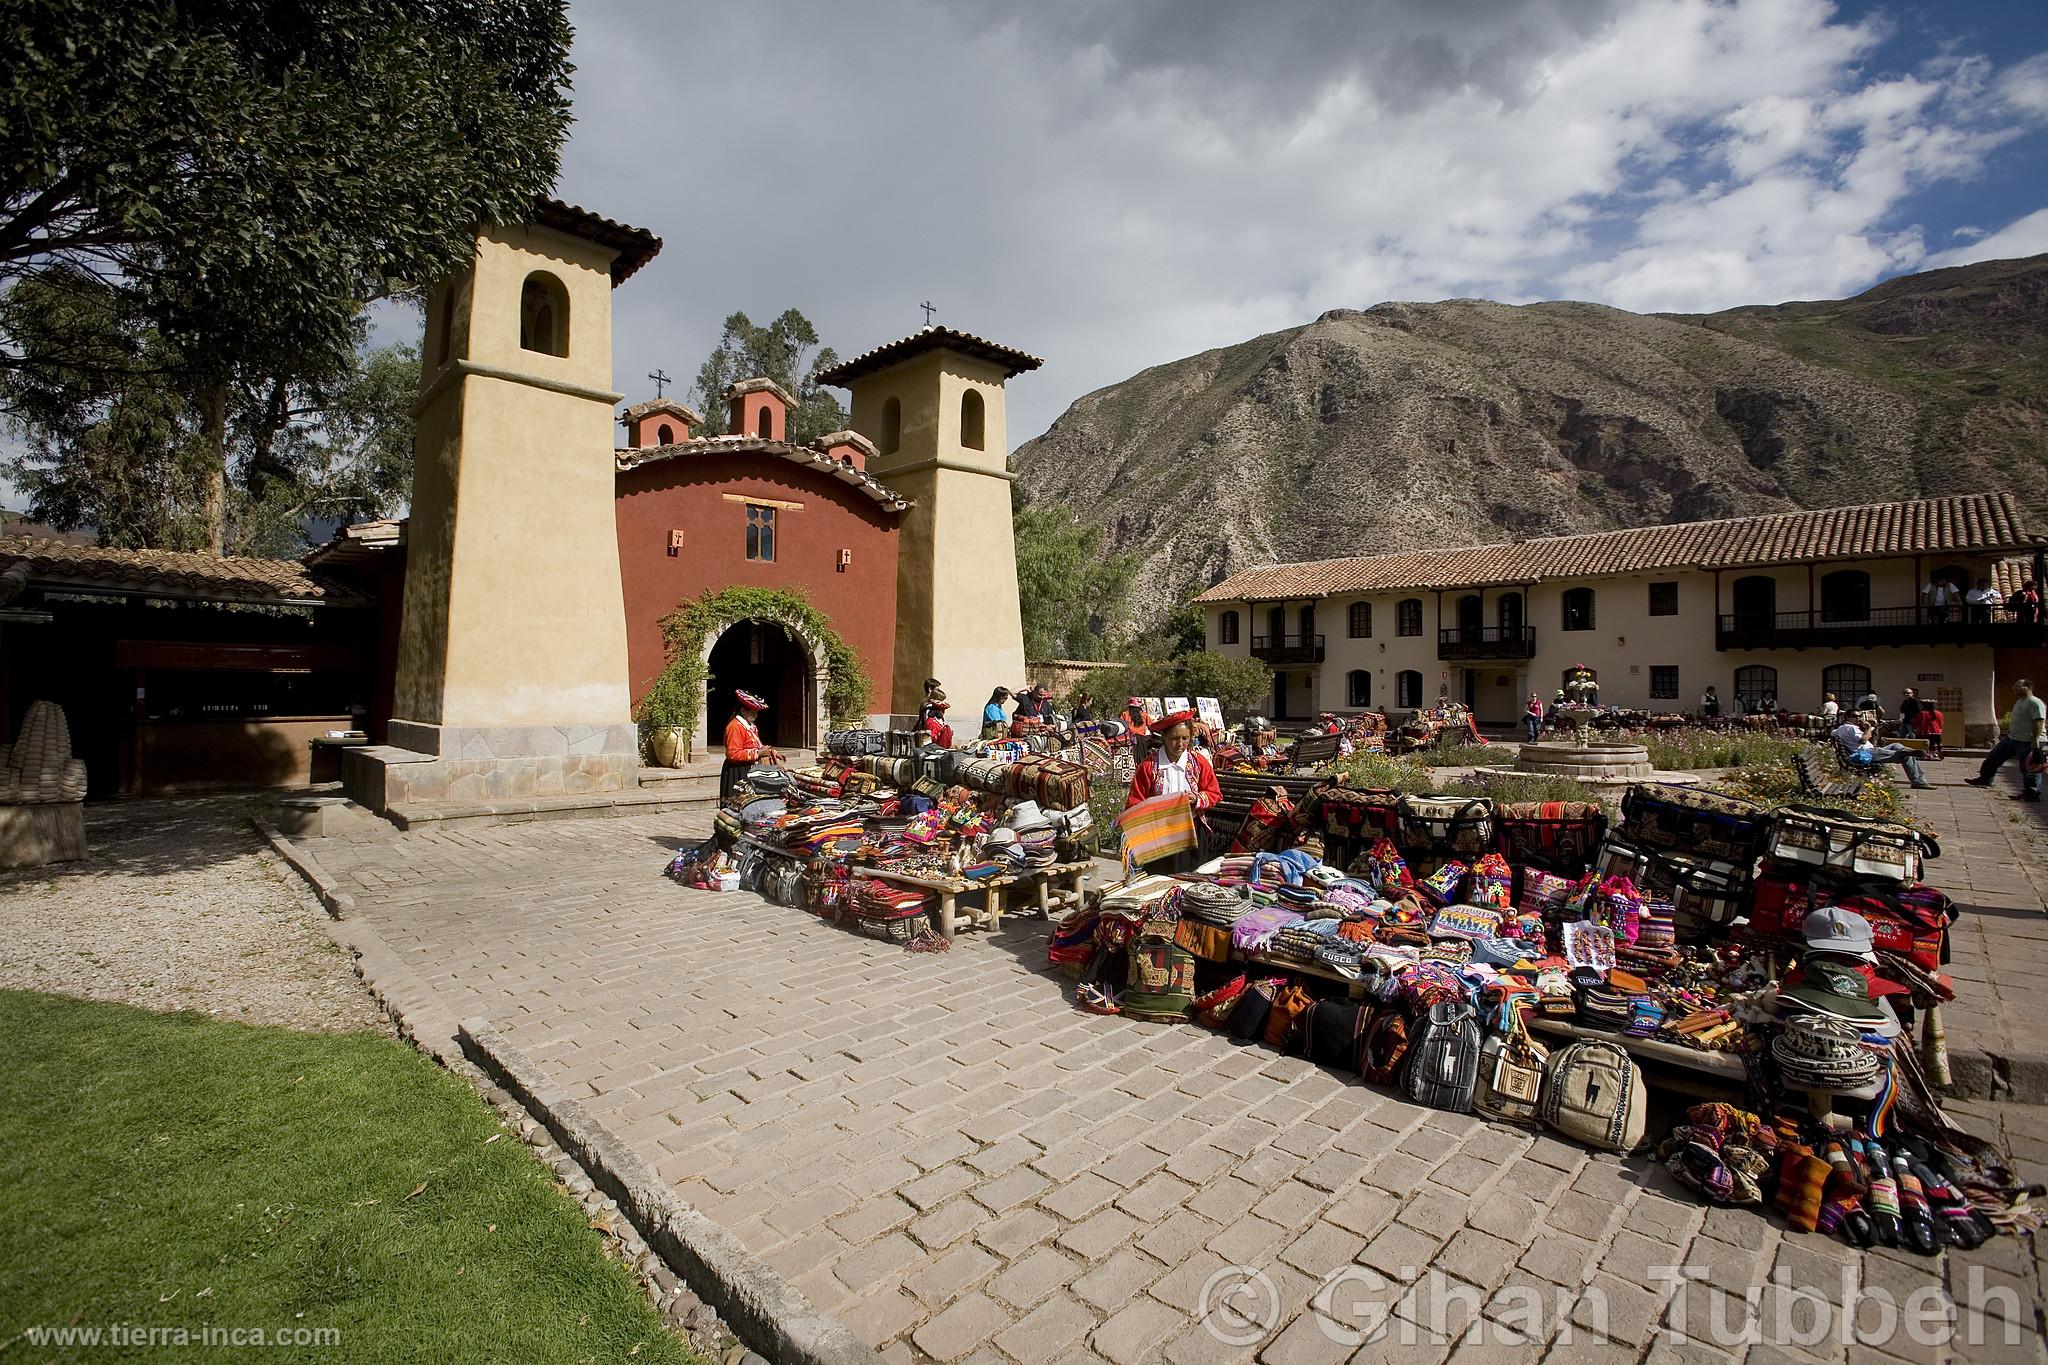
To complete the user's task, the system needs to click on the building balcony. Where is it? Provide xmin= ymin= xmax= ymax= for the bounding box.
xmin=1715 ymin=606 xmax=2047 ymax=651
xmin=1437 ymin=626 xmax=1537 ymax=660
xmin=1251 ymin=633 xmax=1325 ymax=665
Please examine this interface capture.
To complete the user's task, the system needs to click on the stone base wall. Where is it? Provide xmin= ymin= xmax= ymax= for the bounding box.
xmin=387 ymin=720 xmax=637 ymax=761
xmin=344 ymin=727 xmax=636 ymax=814
xmin=0 ymin=801 xmax=87 ymax=868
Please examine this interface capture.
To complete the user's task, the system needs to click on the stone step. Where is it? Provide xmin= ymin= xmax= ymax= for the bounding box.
xmin=385 ymin=789 xmax=716 ymax=832
xmin=638 ymin=768 xmax=720 ymax=795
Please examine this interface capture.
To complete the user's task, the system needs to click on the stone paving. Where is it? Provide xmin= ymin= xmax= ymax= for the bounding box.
xmin=302 ymin=788 xmax=2048 ymax=1365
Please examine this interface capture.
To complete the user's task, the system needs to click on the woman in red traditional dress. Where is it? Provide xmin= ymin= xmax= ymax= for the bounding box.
xmin=1125 ymin=709 xmax=1222 ymax=873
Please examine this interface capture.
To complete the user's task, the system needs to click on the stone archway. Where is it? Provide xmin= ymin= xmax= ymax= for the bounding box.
xmin=694 ymin=612 xmax=830 ymax=755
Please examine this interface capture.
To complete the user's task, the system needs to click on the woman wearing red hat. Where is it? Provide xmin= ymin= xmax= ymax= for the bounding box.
xmin=1126 ymin=709 xmax=1222 ymax=872
xmin=721 ymin=690 xmax=781 ymax=802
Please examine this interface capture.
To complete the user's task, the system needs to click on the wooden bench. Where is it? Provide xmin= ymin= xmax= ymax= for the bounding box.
xmin=1794 ymin=741 xmax=1873 ymax=799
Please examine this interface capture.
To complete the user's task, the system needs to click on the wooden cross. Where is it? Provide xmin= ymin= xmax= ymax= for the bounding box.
xmin=920 ymin=301 xmax=936 ymax=326
xmin=648 ymin=368 xmax=671 ymax=398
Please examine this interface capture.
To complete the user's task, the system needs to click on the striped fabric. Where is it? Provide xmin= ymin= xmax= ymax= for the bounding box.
xmin=1119 ymin=794 xmax=1196 ymax=866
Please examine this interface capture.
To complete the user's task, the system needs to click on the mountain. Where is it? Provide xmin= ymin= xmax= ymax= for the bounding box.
xmin=1010 ymin=255 xmax=2048 ymax=623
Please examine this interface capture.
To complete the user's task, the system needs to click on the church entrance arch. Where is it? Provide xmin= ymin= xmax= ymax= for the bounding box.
xmin=700 ymin=616 xmax=826 ymax=754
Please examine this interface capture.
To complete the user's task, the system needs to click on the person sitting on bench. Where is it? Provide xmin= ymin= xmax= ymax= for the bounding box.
xmin=1831 ymin=719 xmax=1932 ymax=789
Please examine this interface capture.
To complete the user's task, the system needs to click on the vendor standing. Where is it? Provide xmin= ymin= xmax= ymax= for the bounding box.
xmin=720 ymin=690 xmax=781 ymax=801
xmin=1126 ymin=709 xmax=1221 ymax=873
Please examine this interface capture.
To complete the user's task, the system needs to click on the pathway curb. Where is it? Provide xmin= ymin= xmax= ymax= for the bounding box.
xmin=458 ymin=1020 xmax=886 ymax=1365
xmin=252 ymin=816 xmax=356 ymax=918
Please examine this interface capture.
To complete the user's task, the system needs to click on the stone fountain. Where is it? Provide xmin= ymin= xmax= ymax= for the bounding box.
xmin=1514 ymin=666 xmax=1653 ymax=785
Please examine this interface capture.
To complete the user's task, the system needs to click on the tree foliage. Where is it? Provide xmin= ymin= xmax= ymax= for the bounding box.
xmin=1014 ymin=502 xmax=1138 ymax=661
xmin=4 ymin=269 xmax=419 ymax=554
xmin=0 ymin=0 xmax=575 ymax=549
xmin=687 ymin=310 xmax=847 ymax=445
xmin=1070 ymin=652 xmax=1273 ymax=720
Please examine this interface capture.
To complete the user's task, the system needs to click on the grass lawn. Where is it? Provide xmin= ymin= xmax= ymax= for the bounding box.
xmin=0 ymin=989 xmax=699 ymax=1364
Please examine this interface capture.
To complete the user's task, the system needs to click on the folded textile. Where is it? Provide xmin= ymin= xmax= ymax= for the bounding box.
xmin=1250 ymin=848 xmax=1320 ymax=886
xmin=1231 ymin=906 xmax=1305 ymax=952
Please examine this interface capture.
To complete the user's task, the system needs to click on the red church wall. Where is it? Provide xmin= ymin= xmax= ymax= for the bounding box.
xmin=614 ymin=452 xmax=900 ymax=719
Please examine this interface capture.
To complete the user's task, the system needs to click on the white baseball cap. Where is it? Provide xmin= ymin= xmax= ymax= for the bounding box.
xmin=1803 ymin=906 xmax=1876 ymax=960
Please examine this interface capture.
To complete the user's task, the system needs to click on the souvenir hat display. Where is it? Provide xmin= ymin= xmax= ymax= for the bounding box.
xmin=1044 ymin=766 xmax=2035 ymax=1253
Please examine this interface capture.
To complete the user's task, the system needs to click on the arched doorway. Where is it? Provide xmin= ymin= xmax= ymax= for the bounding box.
xmin=705 ymin=618 xmax=815 ymax=750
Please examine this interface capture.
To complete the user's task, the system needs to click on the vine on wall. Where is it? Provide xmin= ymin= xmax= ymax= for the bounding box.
xmin=633 ymin=585 xmax=873 ymax=745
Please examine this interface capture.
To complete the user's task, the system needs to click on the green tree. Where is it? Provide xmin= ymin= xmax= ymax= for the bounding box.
xmin=1014 ymin=502 xmax=1137 ymax=660
xmin=4 ymin=269 xmax=420 ymax=554
xmin=687 ymin=309 xmax=847 ymax=444
xmin=1 ymin=0 xmax=575 ymax=550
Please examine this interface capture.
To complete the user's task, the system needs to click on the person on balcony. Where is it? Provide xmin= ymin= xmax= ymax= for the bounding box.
xmin=1832 ymin=719 xmax=1933 ymax=789
xmin=1922 ymin=574 xmax=1958 ymax=624
xmin=2014 ymin=577 xmax=2042 ymax=627
xmin=1966 ymin=577 xmax=2004 ymax=624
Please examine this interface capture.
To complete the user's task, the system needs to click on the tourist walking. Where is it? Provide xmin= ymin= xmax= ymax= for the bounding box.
xmin=1699 ymin=685 xmax=1722 ymax=720
xmin=1820 ymin=693 xmax=1839 ymax=719
xmin=1966 ymin=679 xmax=2047 ymax=802
xmin=1523 ymin=692 xmax=1543 ymax=743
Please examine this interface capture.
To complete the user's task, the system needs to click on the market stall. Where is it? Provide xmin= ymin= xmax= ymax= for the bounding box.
xmin=666 ymin=727 xmax=1097 ymax=946
xmin=1050 ymin=771 xmax=2037 ymax=1251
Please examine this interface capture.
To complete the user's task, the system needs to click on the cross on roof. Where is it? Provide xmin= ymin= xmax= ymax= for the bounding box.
xmin=919 ymin=300 xmax=936 ymax=326
xmin=648 ymin=368 xmax=671 ymax=398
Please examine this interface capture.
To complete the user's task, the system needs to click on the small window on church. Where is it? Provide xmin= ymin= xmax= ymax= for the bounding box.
xmin=656 ymin=423 xmax=674 ymax=444
xmin=519 ymin=272 xmax=569 ymax=357
xmin=880 ymin=397 xmax=901 ymax=455
xmin=960 ymin=390 xmax=985 ymax=451
xmin=757 ymin=407 xmax=775 ymax=440
xmin=745 ymin=504 xmax=776 ymax=562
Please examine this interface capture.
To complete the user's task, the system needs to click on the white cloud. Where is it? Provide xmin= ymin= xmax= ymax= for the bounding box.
xmin=556 ymin=0 xmax=2048 ymax=441
xmin=1926 ymin=206 xmax=2048 ymax=268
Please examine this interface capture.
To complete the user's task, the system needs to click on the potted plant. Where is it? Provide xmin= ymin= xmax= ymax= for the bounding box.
xmin=635 ymin=667 xmax=694 ymax=768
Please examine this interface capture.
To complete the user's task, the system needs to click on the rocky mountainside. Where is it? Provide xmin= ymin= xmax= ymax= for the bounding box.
xmin=1011 ymin=255 xmax=2048 ymax=622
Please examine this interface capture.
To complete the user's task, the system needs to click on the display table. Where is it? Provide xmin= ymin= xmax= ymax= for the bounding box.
xmin=851 ymin=866 xmax=1016 ymax=940
xmin=1022 ymin=860 xmax=1094 ymax=920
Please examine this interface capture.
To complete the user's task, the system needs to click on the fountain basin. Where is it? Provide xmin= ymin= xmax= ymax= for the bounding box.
xmin=1514 ymin=740 xmax=1654 ymax=784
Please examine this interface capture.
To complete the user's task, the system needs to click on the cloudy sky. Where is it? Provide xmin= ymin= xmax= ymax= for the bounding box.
xmin=565 ymin=0 xmax=2043 ymax=444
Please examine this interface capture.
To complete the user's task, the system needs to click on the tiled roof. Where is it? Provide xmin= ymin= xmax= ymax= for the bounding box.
xmin=724 ymin=376 xmax=798 ymax=407
xmin=814 ymin=326 xmax=1043 ymax=387
xmin=0 ymin=537 xmax=365 ymax=606
xmin=616 ymin=436 xmax=913 ymax=515
xmin=1197 ymin=494 xmax=2047 ymax=603
xmin=532 ymin=198 xmax=663 ymax=284
xmin=620 ymin=397 xmax=703 ymax=428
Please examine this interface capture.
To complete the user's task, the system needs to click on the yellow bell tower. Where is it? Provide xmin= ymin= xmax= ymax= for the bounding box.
xmin=350 ymin=201 xmax=663 ymax=811
xmin=818 ymin=327 xmax=1040 ymax=716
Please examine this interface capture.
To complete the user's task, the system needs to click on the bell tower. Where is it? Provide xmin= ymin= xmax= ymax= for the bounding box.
xmin=817 ymin=327 xmax=1040 ymax=716
xmin=350 ymin=200 xmax=663 ymax=811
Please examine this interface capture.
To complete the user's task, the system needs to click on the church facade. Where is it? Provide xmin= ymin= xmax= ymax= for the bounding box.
xmin=341 ymin=201 xmax=1039 ymax=813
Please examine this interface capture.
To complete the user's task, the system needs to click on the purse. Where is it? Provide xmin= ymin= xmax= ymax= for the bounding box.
xmin=1396 ymin=795 xmax=1495 ymax=858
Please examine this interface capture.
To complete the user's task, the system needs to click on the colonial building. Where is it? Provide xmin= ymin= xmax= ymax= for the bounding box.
xmin=1196 ymin=494 xmax=2048 ymax=744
